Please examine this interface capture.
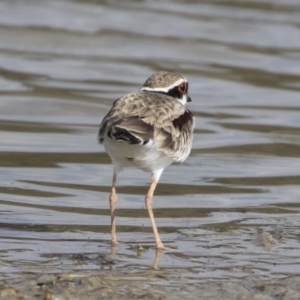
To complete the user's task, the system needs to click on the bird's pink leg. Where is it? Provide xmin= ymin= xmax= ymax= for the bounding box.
xmin=145 ymin=176 xmax=166 ymax=250
xmin=109 ymin=172 xmax=118 ymax=245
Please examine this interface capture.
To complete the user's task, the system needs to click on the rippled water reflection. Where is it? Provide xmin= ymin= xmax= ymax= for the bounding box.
xmin=1 ymin=0 xmax=300 ymax=296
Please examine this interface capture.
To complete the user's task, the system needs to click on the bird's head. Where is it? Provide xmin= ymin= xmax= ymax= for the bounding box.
xmin=140 ymin=71 xmax=192 ymax=105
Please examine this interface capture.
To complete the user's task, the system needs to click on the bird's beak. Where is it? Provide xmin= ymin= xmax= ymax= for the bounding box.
xmin=187 ymin=95 xmax=192 ymax=102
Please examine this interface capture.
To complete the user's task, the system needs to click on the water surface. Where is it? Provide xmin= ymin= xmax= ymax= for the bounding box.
xmin=1 ymin=0 xmax=300 ymax=297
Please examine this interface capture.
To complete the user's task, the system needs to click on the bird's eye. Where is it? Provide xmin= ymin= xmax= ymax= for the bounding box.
xmin=178 ymin=82 xmax=187 ymax=94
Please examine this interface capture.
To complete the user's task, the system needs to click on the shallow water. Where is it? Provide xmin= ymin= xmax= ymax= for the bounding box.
xmin=1 ymin=0 xmax=300 ymax=297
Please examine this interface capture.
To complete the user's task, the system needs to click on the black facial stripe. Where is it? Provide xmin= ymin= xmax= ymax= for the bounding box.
xmin=156 ymin=85 xmax=184 ymax=100
xmin=168 ymin=85 xmax=183 ymax=98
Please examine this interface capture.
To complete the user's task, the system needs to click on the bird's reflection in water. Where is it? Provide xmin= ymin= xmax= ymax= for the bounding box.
xmin=109 ymin=245 xmax=164 ymax=270
xmin=152 ymin=250 xmax=164 ymax=270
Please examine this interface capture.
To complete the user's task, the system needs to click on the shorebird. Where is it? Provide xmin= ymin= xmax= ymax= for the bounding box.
xmin=98 ymin=71 xmax=194 ymax=249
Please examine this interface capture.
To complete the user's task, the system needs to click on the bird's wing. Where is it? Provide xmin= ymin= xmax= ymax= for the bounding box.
xmin=99 ymin=91 xmax=194 ymax=160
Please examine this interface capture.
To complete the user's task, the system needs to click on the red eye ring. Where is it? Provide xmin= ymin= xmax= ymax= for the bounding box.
xmin=178 ymin=82 xmax=187 ymax=94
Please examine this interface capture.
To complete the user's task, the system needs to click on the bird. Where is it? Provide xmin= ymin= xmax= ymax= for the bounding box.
xmin=98 ymin=71 xmax=194 ymax=249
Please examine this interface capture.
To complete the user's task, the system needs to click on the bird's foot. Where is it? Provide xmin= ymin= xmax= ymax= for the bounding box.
xmin=155 ymin=242 xmax=166 ymax=250
xmin=111 ymin=239 xmax=118 ymax=246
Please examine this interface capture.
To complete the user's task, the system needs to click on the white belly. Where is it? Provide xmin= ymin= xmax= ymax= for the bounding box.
xmin=103 ymin=138 xmax=174 ymax=173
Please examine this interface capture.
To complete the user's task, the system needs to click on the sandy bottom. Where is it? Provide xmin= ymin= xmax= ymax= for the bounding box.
xmin=1 ymin=268 xmax=300 ymax=300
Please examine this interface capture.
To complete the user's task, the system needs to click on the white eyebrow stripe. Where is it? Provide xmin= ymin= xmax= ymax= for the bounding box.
xmin=140 ymin=78 xmax=186 ymax=93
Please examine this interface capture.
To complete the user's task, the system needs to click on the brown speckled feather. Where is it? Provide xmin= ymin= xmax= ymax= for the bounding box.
xmin=99 ymin=91 xmax=194 ymax=162
xmin=142 ymin=71 xmax=185 ymax=89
